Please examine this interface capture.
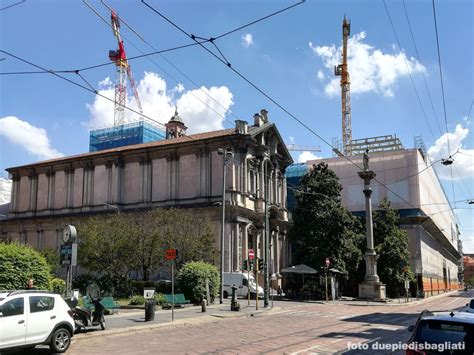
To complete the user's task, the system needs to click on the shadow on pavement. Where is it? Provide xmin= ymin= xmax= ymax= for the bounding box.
xmin=341 ymin=312 xmax=417 ymax=326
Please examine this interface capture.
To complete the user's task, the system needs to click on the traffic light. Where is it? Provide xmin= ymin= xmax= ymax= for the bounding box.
xmin=257 ymin=258 xmax=264 ymax=270
xmin=242 ymin=259 xmax=248 ymax=271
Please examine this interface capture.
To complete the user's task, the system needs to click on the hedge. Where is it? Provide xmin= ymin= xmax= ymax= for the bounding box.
xmin=0 ymin=243 xmax=51 ymax=290
xmin=176 ymin=261 xmax=219 ymax=304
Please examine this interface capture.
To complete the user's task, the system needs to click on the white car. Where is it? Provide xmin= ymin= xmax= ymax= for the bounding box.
xmin=0 ymin=290 xmax=75 ymax=353
xmin=463 ymin=299 xmax=474 ymax=313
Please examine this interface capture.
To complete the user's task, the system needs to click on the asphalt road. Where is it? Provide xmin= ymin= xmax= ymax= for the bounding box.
xmin=3 ymin=290 xmax=473 ymax=354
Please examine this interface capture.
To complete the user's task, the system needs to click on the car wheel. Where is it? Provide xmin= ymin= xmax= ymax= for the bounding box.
xmin=223 ymin=291 xmax=229 ymax=299
xmin=50 ymin=327 xmax=71 ymax=353
xmin=100 ymin=316 xmax=105 ymax=330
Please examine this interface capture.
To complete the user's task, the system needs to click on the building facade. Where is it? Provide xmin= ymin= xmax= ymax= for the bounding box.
xmin=288 ymin=148 xmax=462 ymax=297
xmin=0 ymin=110 xmax=293 ymax=286
xmin=464 ymin=254 xmax=474 ymax=286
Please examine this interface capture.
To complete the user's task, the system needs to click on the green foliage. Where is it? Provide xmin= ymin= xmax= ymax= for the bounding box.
xmin=176 ymin=261 xmax=219 ymax=303
xmin=78 ymin=208 xmax=217 ymax=281
xmin=373 ymin=198 xmax=414 ymax=297
xmin=289 ymin=163 xmax=364 ymax=278
xmin=0 ymin=242 xmax=51 ymax=290
xmin=49 ymin=277 xmax=66 ymax=295
xmin=129 ymin=295 xmax=145 ymax=305
xmin=96 ymin=273 xmax=133 ymax=298
xmin=39 ymin=247 xmax=60 ymax=275
xmin=72 ymin=273 xmax=96 ymax=295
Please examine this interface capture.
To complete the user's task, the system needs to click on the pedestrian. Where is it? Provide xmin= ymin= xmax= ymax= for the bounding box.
xmin=27 ymin=277 xmax=37 ymax=290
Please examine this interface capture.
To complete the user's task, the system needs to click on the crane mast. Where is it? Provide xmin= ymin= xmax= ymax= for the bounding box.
xmin=334 ymin=16 xmax=352 ymax=156
xmin=108 ymin=10 xmax=143 ymax=127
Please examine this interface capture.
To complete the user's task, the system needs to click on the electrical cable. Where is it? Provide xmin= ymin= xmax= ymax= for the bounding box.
xmin=0 ymin=50 xmax=167 ymax=130
xmin=382 ymin=0 xmax=436 ymax=142
xmin=0 ymin=0 xmax=25 ymax=11
xmin=402 ymin=0 xmax=443 ymax=135
xmin=83 ymin=0 xmax=236 ymax=129
xmin=141 ymin=0 xmax=463 ymax=217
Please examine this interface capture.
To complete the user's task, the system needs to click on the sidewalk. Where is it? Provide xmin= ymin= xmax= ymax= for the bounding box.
xmin=74 ymin=299 xmax=279 ymax=341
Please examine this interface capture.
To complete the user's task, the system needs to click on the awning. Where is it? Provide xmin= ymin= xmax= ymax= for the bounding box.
xmin=280 ymin=264 xmax=318 ymax=274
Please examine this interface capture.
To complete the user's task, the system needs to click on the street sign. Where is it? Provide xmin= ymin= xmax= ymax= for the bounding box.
xmin=144 ymin=288 xmax=155 ymax=299
xmin=325 ymin=258 xmax=330 ymax=267
xmin=249 ymin=249 xmax=255 ymax=260
xmin=60 ymin=243 xmax=77 ymax=266
xmin=165 ymin=249 xmax=177 ymax=260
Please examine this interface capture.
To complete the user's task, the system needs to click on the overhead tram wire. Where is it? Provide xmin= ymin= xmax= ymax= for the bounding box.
xmin=431 ymin=0 xmax=457 ymax=209
xmin=382 ymin=0 xmax=436 ymax=142
xmin=0 ymin=50 xmax=167 ymax=130
xmin=83 ymin=0 xmax=235 ymax=129
xmin=402 ymin=0 xmax=443 ymax=135
xmin=96 ymin=0 xmax=238 ymax=128
xmin=140 ymin=0 xmax=464 ymax=216
xmin=0 ymin=0 xmax=25 ymax=11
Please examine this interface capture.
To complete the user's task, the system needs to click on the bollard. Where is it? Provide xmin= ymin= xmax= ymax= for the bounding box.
xmin=231 ymin=284 xmax=240 ymax=311
xmin=201 ymin=298 xmax=207 ymax=312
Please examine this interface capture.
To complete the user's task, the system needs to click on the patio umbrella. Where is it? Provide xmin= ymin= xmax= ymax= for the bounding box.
xmin=281 ymin=264 xmax=318 ymax=284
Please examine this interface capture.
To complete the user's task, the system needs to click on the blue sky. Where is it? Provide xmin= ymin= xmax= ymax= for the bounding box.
xmin=0 ymin=0 xmax=473 ymax=250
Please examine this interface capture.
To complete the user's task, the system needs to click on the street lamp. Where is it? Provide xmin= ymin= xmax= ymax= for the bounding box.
xmin=218 ymin=147 xmax=234 ymax=304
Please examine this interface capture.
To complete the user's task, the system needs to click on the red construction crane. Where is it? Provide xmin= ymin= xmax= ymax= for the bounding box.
xmin=108 ymin=10 xmax=143 ymax=126
xmin=334 ymin=16 xmax=352 ymax=156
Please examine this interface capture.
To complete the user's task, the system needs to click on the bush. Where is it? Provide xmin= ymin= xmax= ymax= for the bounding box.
xmin=176 ymin=261 xmax=219 ymax=304
xmin=0 ymin=242 xmax=51 ymax=290
xmin=129 ymin=295 xmax=145 ymax=305
xmin=72 ymin=274 xmax=97 ymax=294
xmin=49 ymin=277 xmax=66 ymax=295
xmin=96 ymin=274 xmax=133 ymax=298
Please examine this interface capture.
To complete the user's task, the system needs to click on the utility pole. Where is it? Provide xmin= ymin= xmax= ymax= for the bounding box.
xmin=263 ymin=158 xmax=270 ymax=308
xmin=218 ymin=148 xmax=234 ymax=304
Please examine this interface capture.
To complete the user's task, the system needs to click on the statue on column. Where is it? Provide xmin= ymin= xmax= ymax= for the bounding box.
xmin=363 ymin=149 xmax=370 ymax=171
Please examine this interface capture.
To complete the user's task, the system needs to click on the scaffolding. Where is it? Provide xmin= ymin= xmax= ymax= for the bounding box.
xmin=89 ymin=120 xmax=166 ymax=152
xmin=345 ymin=134 xmax=404 ymax=156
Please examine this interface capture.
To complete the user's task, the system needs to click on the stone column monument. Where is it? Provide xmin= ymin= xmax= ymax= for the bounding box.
xmin=358 ymin=149 xmax=386 ymax=299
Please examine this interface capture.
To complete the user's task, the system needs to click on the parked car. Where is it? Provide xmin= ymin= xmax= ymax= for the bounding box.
xmin=406 ymin=310 xmax=474 ymax=354
xmin=223 ymin=272 xmax=264 ymax=299
xmin=462 ymin=299 xmax=474 ymax=313
xmin=0 ymin=290 xmax=75 ymax=353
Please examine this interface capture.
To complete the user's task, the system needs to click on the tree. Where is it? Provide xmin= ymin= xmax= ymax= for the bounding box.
xmin=78 ymin=213 xmax=133 ymax=278
xmin=0 ymin=242 xmax=51 ymax=289
xmin=176 ymin=261 xmax=219 ymax=303
xmin=289 ymin=163 xmax=364 ymax=278
xmin=78 ymin=208 xmax=217 ymax=281
xmin=372 ymin=198 xmax=413 ymax=297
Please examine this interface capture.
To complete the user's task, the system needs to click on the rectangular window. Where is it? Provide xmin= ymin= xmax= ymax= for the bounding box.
xmin=29 ymin=296 xmax=55 ymax=313
xmin=2 ymin=297 xmax=24 ymax=317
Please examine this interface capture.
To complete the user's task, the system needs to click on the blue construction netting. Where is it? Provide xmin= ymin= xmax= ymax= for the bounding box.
xmin=285 ymin=163 xmax=308 ymax=211
xmin=89 ymin=121 xmax=166 ymax=152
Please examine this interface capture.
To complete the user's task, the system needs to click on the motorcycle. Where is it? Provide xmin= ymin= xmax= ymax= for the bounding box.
xmin=67 ymin=295 xmax=106 ymax=332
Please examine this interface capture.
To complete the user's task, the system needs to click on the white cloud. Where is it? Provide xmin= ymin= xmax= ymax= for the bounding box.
xmin=309 ymin=31 xmax=425 ymax=97
xmin=0 ymin=116 xmax=64 ymax=160
xmin=297 ymin=151 xmax=321 ymax=163
xmin=289 ymin=136 xmax=295 ymax=144
xmin=242 ymin=33 xmax=254 ymax=48
xmin=84 ymin=72 xmax=234 ymax=134
xmin=427 ymin=124 xmax=474 ymax=180
xmin=317 ymin=70 xmax=325 ymax=80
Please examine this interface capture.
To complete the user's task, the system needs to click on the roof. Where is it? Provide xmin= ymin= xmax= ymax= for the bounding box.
xmin=7 ymin=128 xmax=237 ymax=171
xmin=280 ymin=264 xmax=318 ymax=274
xmin=419 ymin=311 xmax=474 ymax=324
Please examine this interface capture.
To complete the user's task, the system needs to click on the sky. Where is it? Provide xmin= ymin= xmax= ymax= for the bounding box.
xmin=0 ymin=0 xmax=473 ymax=250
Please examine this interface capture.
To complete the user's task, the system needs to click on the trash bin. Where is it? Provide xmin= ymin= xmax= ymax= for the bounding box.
xmin=145 ymin=300 xmax=156 ymax=321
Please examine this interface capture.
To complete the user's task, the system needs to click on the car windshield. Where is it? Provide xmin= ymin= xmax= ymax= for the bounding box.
xmin=415 ymin=320 xmax=474 ymax=344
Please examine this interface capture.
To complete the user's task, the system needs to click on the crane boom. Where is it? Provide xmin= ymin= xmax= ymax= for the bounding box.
xmin=334 ymin=16 xmax=352 ymax=156
xmin=108 ymin=9 xmax=143 ymax=126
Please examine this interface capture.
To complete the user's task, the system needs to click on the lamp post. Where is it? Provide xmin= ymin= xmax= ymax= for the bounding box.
xmin=218 ymin=148 xmax=234 ymax=304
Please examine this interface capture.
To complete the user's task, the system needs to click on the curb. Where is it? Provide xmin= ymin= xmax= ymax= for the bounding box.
xmin=73 ymin=305 xmax=280 ymax=341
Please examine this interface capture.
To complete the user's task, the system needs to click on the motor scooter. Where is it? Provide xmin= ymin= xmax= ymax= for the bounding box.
xmin=67 ymin=295 xmax=106 ymax=332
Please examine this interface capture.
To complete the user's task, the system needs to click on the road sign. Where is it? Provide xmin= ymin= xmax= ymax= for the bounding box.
xmin=249 ymin=249 xmax=255 ymax=260
xmin=165 ymin=249 xmax=177 ymax=260
xmin=325 ymin=258 xmax=330 ymax=267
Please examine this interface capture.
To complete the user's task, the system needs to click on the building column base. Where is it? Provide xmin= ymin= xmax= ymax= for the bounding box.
xmin=358 ymin=282 xmax=386 ymax=300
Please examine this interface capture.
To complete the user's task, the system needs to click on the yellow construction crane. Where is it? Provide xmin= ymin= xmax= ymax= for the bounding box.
xmin=334 ymin=16 xmax=352 ymax=156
